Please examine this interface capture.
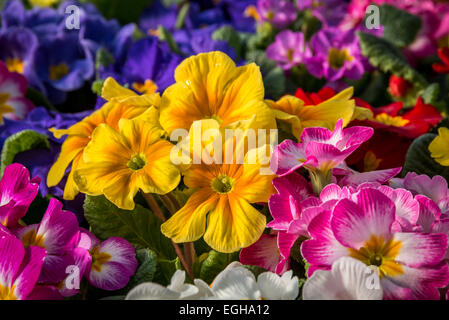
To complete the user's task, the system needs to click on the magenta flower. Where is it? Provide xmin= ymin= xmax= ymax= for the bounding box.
xmin=297 ymin=0 xmax=348 ymax=27
xmin=301 ymin=188 xmax=449 ymax=299
xmin=270 ymin=119 xmax=373 ymax=176
xmin=0 ymin=163 xmax=40 ymax=228
xmin=73 ymin=229 xmax=137 ymax=291
xmin=305 ymin=27 xmax=367 ymax=81
xmin=257 ymin=0 xmax=297 ymax=29
xmin=266 ymin=30 xmax=312 ymax=70
xmin=14 ymin=198 xmax=79 ymax=284
xmin=0 ymin=61 xmax=34 ymax=123
xmin=0 ymin=234 xmax=45 ymax=300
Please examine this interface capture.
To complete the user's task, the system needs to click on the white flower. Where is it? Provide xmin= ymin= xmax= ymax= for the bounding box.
xmin=209 ymin=262 xmax=299 ymax=300
xmin=302 ymin=257 xmax=383 ymax=300
xmin=125 ymin=270 xmax=204 ymax=300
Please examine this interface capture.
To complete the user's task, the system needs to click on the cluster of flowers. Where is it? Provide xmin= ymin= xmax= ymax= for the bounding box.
xmin=2 ymin=0 xmax=449 ymax=301
xmin=0 ymin=163 xmax=137 ymax=299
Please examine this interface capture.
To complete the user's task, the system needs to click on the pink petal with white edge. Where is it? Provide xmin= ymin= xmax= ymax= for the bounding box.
xmin=415 ymin=195 xmax=441 ymax=233
xmin=380 ymin=277 xmax=413 ymax=300
xmin=331 ymin=188 xmax=395 ymax=249
xmin=287 ymin=206 xmax=327 ymax=237
xmin=404 ymin=173 xmax=449 ymax=204
xmin=3 ymin=97 xmax=34 ymax=120
xmin=378 ymin=186 xmax=419 ymax=231
xmin=339 ymin=167 xmax=402 ymax=188
xmin=13 ymin=245 xmax=46 ymax=300
xmin=393 ymin=232 xmax=447 ymax=268
xmin=98 ymin=237 xmax=137 ymax=276
xmin=301 ymin=211 xmax=348 ymax=275
xmin=386 ymin=262 xmax=449 ymax=300
xmin=240 ymin=233 xmax=280 ymax=273
xmin=270 ymin=139 xmax=307 ymax=176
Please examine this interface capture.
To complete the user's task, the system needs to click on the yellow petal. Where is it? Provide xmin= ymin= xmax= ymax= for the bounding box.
xmin=141 ymin=140 xmax=181 ymax=194
xmin=47 ymin=135 xmax=89 ymax=187
xmin=203 ymin=194 xmax=266 ymax=253
xmin=101 ymin=77 xmax=137 ymax=101
xmin=429 ymin=127 xmax=449 ymax=166
xmin=161 ymin=189 xmax=219 ymax=243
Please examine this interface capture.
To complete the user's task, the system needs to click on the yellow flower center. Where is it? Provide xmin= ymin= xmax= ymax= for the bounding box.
xmin=49 ymin=63 xmax=69 ymax=81
xmin=348 ymin=235 xmax=403 ymax=278
xmin=0 ymin=93 xmax=13 ymax=119
xmin=90 ymin=246 xmax=112 ymax=272
xmin=0 ymin=284 xmax=16 ymax=300
xmin=328 ymin=48 xmax=353 ymax=70
xmin=266 ymin=10 xmax=275 ymax=20
xmin=211 ymin=174 xmax=235 ymax=194
xmin=363 ymin=151 xmax=381 ymax=172
xmin=286 ymin=49 xmax=294 ymax=62
xmin=148 ymin=29 xmax=160 ymax=37
xmin=21 ymin=229 xmax=45 ymax=249
xmin=6 ymin=58 xmax=24 ymax=74
xmin=374 ymin=113 xmax=409 ymax=127
xmin=127 ymin=154 xmax=147 ymax=171
xmin=29 ymin=0 xmax=58 ymax=7
xmin=132 ymin=79 xmax=158 ymax=94
xmin=244 ymin=5 xmax=260 ymax=21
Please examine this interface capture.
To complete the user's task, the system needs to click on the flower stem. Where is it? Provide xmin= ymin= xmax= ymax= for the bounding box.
xmin=309 ymin=169 xmax=332 ymax=195
xmin=142 ymin=192 xmax=194 ymax=280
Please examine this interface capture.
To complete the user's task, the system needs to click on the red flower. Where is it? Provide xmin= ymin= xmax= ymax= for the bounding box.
xmin=433 ymin=47 xmax=449 ymax=74
xmin=347 ymin=97 xmax=442 ymax=171
xmin=388 ymin=75 xmax=411 ymax=97
xmin=294 ymin=87 xmax=336 ymax=105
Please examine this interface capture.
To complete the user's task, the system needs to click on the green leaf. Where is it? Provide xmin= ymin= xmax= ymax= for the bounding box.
xmin=158 ymin=26 xmax=183 ymax=55
xmin=175 ymin=3 xmax=190 ymax=29
xmin=199 ymin=250 xmax=239 ymax=284
xmin=403 ymin=133 xmax=449 ymax=181
xmin=379 ymin=4 xmax=422 ymax=48
xmin=25 ymin=87 xmax=54 ymax=111
xmin=82 ymin=0 xmax=153 ymax=24
xmin=125 ymin=248 xmax=158 ymax=290
xmin=83 ymin=195 xmax=176 ymax=259
xmin=357 ymin=32 xmax=427 ymax=88
xmin=91 ymin=79 xmax=105 ymax=96
xmin=0 ymin=130 xmax=50 ymax=176
xmin=212 ymin=26 xmax=243 ymax=60
xmin=421 ymin=83 xmax=440 ymax=105
xmin=243 ymin=265 xmax=268 ymax=278
xmin=95 ymin=48 xmax=115 ymax=70
xmin=245 ymin=50 xmax=286 ymax=100
xmin=154 ymin=257 xmax=179 ymax=286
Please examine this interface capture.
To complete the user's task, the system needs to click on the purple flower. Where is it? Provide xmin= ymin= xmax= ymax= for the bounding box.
xmin=297 ymin=0 xmax=347 ymax=27
xmin=257 ymin=0 xmax=297 ymax=29
xmin=266 ymin=30 xmax=312 ymax=70
xmin=100 ymin=37 xmax=183 ymax=95
xmin=305 ymin=27 xmax=367 ymax=81
xmin=34 ymin=33 xmax=94 ymax=104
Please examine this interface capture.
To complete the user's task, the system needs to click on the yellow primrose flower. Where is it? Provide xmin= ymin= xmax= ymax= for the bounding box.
xmin=74 ymin=118 xmax=181 ymax=210
xmin=429 ymin=127 xmax=449 ymax=166
xmin=161 ymin=119 xmax=275 ymax=253
xmin=268 ymin=87 xmax=372 ymax=140
xmin=159 ymin=51 xmax=276 ymax=135
xmin=47 ymin=77 xmax=162 ymax=200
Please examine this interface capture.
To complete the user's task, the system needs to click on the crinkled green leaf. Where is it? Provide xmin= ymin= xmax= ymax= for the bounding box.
xmin=199 ymin=250 xmax=239 ymax=284
xmin=153 ymin=257 xmax=180 ymax=286
xmin=379 ymin=4 xmax=422 ymax=48
xmin=357 ymin=32 xmax=427 ymax=88
xmin=125 ymin=248 xmax=158 ymax=290
xmin=403 ymin=133 xmax=449 ymax=181
xmin=0 ymin=130 xmax=50 ymax=176
xmin=243 ymin=265 xmax=268 ymax=278
xmin=83 ymin=195 xmax=176 ymax=259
